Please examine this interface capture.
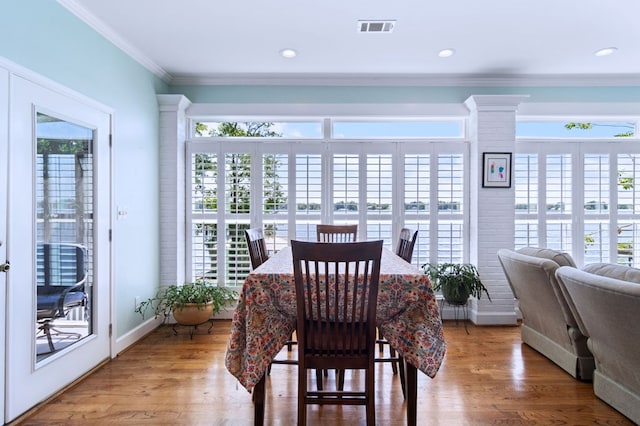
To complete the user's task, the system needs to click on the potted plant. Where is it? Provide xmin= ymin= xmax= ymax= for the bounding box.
xmin=135 ymin=281 xmax=237 ymax=325
xmin=422 ymin=262 xmax=491 ymax=305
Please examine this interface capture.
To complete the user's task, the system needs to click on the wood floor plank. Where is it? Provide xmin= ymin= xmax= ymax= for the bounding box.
xmin=14 ymin=320 xmax=634 ymax=425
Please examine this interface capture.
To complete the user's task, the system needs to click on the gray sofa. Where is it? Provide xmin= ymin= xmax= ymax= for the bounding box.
xmin=556 ymin=263 xmax=640 ymax=424
xmin=497 ymin=247 xmax=594 ymax=380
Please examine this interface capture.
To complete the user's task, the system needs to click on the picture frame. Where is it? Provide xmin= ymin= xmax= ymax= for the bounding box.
xmin=482 ymin=152 xmax=512 ymax=188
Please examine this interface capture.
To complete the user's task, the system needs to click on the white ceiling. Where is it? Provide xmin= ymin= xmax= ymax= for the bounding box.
xmin=61 ymin=0 xmax=640 ymax=86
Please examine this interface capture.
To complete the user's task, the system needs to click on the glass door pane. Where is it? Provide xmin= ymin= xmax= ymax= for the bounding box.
xmin=35 ymin=112 xmax=93 ymax=362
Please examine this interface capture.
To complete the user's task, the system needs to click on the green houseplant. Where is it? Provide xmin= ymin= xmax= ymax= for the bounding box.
xmin=422 ymin=262 xmax=491 ymax=305
xmin=135 ymin=281 xmax=237 ymax=325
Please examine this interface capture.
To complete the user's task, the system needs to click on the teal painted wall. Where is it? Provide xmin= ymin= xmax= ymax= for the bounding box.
xmin=0 ymin=1 xmax=167 ymax=337
xmin=171 ymin=84 xmax=640 ymax=104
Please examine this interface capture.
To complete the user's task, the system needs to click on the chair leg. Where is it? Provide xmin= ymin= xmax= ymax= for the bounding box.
xmin=338 ymin=369 xmax=345 ymax=391
xmin=41 ymin=323 xmax=56 ymax=353
xmin=365 ymin=369 xmax=375 ymax=426
xmin=378 ymin=328 xmax=384 ymax=353
xmin=37 ymin=320 xmax=82 ymax=354
xmin=287 ymin=332 xmax=294 ymax=351
xmin=398 ymin=355 xmax=406 ymax=399
xmin=299 ymin=369 xmax=307 ymax=426
xmin=254 ymin=375 xmax=266 ymax=426
xmin=315 ymin=369 xmax=323 ymax=391
xmin=389 ymin=346 xmax=398 ymax=375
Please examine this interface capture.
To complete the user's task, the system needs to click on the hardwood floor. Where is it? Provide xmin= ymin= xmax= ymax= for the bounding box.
xmin=16 ymin=320 xmax=633 ymax=425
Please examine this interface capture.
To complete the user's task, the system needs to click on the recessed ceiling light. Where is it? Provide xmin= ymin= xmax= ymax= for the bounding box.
xmin=594 ymin=47 xmax=617 ymax=57
xmin=280 ymin=48 xmax=297 ymax=59
xmin=438 ymin=48 xmax=456 ymax=58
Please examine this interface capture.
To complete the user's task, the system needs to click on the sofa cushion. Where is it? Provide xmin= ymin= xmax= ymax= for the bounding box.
xmin=581 ymin=263 xmax=640 ymax=284
xmin=498 ymin=248 xmax=593 ymax=380
xmin=517 ymin=247 xmax=577 ymax=268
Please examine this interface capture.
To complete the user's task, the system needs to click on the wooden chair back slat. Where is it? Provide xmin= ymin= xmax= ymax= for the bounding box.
xmin=245 ymin=228 xmax=269 ymax=270
xmin=396 ymin=228 xmax=418 ymax=263
xmin=316 ymin=224 xmax=358 ymax=242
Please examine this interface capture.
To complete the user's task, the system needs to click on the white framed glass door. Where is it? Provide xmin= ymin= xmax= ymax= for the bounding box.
xmin=5 ymin=75 xmax=111 ymax=422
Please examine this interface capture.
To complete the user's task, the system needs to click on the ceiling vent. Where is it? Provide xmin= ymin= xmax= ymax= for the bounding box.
xmin=358 ymin=20 xmax=396 ymax=33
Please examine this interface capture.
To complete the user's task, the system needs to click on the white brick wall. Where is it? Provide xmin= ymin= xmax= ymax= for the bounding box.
xmin=466 ymin=95 xmax=528 ymax=324
xmin=158 ymin=95 xmax=191 ymax=286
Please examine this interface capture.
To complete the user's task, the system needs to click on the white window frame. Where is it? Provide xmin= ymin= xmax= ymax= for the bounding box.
xmin=185 ymin=108 xmax=470 ymax=288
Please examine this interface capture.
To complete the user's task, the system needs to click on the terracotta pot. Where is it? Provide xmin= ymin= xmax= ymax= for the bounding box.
xmin=172 ymin=302 xmax=213 ymax=325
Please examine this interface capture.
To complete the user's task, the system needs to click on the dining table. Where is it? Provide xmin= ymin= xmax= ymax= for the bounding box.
xmin=225 ymin=245 xmax=447 ymax=425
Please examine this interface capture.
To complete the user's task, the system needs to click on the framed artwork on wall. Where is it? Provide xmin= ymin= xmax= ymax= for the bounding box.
xmin=482 ymin=152 xmax=512 ymax=188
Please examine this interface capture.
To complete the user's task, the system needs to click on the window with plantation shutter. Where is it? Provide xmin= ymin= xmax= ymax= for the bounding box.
xmin=437 ymin=154 xmax=465 ymax=263
xmin=365 ymin=154 xmax=393 ymax=247
xmin=617 ymin=154 xmax=640 ymax=265
xmin=333 ymin=154 xmax=359 ymax=218
xmin=404 ymin=154 xmax=430 ymax=266
xmin=186 ymin=119 xmax=470 ymax=287
xmin=546 ymin=153 xmax=573 ymax=253
xmin=224 ymin=152 xmax=252 ymax=285
xmin=295 ymin=153 xmax=323 ymax=241
xmin=262 ymin=153 xmax=289 ymax=253
xmin=190 ymin=152 xmax=218 ymax=283
xmin=516 ymin=126 xmax=640 ymax=266
xmin=514 ymin=154 xmax=539 ymax=248
xmin=584 ymin=154 xmax=610 ymax=263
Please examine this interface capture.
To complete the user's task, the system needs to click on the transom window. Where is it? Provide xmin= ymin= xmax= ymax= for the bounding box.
xmin=517 ymin=120 xmax=637 ymax=138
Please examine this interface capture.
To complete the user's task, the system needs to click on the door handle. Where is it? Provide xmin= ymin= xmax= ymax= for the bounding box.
xmin=0 ymin=261 xmax=9 ymax=272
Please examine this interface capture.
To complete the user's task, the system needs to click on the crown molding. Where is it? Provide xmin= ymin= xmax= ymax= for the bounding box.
xmin=57 ymin=0 xmax=172 ymax=83
xmin=170 ymin=72 xmax=640 ymax=87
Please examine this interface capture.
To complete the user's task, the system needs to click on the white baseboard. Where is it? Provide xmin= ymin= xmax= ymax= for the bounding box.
xmin=437 ymin=296 xmax=518 ymax=325
xmin=213 ymin=305 xmax=235 ymax=320
xmin=471 ymin=309 xmax=519 ymax=325
xmin=113 ymin=316 xmax=163 ymax=357
xmin=112 ymin=304 xmax=235 ymax=356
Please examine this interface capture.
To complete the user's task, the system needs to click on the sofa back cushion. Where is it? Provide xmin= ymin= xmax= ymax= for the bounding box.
xmin=555 ymin=265 xmax=640 ymax=406
xmin=517 ymin=247 xmax=577 ymax=268
xmin=498 ymin=248 xmax=578 ymax=342
xmin=509 ymin=247 xmax=581 ymax=330
xmin=581 ymin=263 xmax=640 ymax=284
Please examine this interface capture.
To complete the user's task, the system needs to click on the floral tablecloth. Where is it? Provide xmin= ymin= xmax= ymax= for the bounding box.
xmin=225 ymin=247 xmax=446 ymax=392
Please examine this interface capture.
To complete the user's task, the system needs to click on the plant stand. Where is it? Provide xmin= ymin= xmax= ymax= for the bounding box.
xmin=172 ymin=319 xmax=214 ymax=339
xmin=437 ymin=295 xmax=469 ymax=334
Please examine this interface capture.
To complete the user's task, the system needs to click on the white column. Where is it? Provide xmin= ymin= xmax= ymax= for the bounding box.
xmin=157 ymin=94 xmax=191 ymax=287
xmin=465 ymin=95 xmax=529 ymax=325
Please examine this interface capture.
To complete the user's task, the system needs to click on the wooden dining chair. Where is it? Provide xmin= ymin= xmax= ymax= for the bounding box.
xmin=315 ymin=224 xmax=358 ymax=384
xmin=375 ymin=228 xmax=418 ymax=399
xmin=396 ymin=228 xmax=418 ymax=263
xmin=244 ymin=228 xmax=297 ymax=359
xmin=244 ymin=228 xmax=269 ymax=270
xmin=291 ymin=239 xmax=383 ymax=426
xmin=316 ymin=224 xmax=357 ymax=242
